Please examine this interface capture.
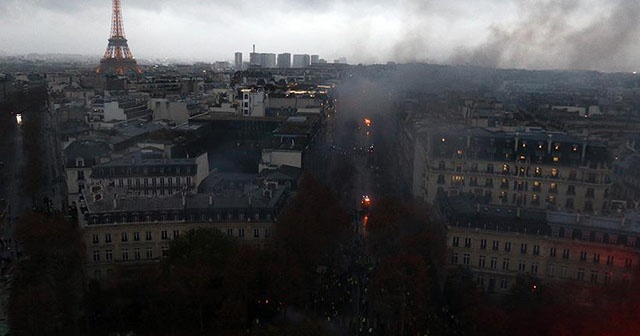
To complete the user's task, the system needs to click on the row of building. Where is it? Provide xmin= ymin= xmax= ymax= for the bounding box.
xmin=395 ymin=92 xmax=640 ymax=293
xmin=234 ymin=50 xmax=347 ymax=70
xmin=42 ymin=65 xmax=339 ymax=279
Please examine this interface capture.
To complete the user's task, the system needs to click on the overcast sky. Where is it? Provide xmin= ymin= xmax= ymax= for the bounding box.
xmin=1 ymin=0 xmax=639 ymax=72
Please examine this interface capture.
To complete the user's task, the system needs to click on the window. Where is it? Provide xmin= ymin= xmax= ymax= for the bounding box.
xmin=92 ymin=234 xmax=99 ymax=244
xmin=500 ymin=279 xmax=509 ymax=290
xmin=162 ymin=246 xmax=169 ymax=257
xmin=146 ymin=247 xmax=153 ymax=259
xmin=478 ymin=256 xmax=486 ymax=268
xmin=531 ymin=194 xmax=540 ymax=205
xmin=565 ymin=198 xmax=574 ymax=209
xmin=265 ymin=228 xmax=271 ymax=238
xmin=485 ymin=178 xmax=493 ymax=187
xmin=452 ymin=236 xmax=459 ymax=247
xmin=580 ymin=251 xmax=587 ymax=261
xmin=607 ymin=255 xmax=614 ymax=266
xmin=463 ymin=254 xmax=470 ymax=265
xmin=134 ymin=248 xmax=141 ymax=260
xmin=486 ymin=164 xmax=494 ymax=173
xmin=567 ymin=185 xmax=576 ymax=195
xmin=520 ymin=243 xmax=527 ymax=254
xmin=77 ymin=170 xmax=85 ymax=181
xmin=547 ymin=263 xmax=555 ymax=277
xmin=464 ymin=238 xmax=472 ymax=248
xmin=591 ymin=270 xmax=598 ymax=283
xmin=577 ymin=268 xmax=585 ymax=281
xmin=593 ymin=253 xmax=600 ymax=264
xmin=227 ymin=228 xmax=233 ymax=236
xmin=121 ymin=232 xmax=128 ymax=242
xmin=437 ymin=175 xmax=445 ymax=184
xmin=438 ymin=161 xmax=445 ymax=170
xmin=549 ymin=182 xmax=558 ymax=193
xmin=133 ymin=232 xmax=140 ymax=241
xmin=105 ymin=249 xmax=113 ymax=261
xmin=502 ymin=164 xmax=510 ymax=174
xmin=480 ymin=239 xmax=487 ymax=249
xmin=625 ymin=258 xmax=633 ymax=268
xmin=451 ymin=175 xmax=464 ymax=186
xmin=518 ymin=260 xmax=526 ymax=272
xmin=562 ymin=249 xmax=570 ymax=259
xmin=239 ymin=228 xmax=245 ymax=238
xmin=490 ymin=257 xmax=497 ymax=269
xmin=173 ymin=230 xmax=180 ymax=238
xmin=533 ymin=245 xmax=540 ymax=256
xmin=586 ymin=188 xmax=595 ymax=198
xmin=551 ymin=168 xmax=558 ymax=177
xmin=105 ymin=233 xmax=112 ymax=243
xmin=93 ymin=250 xmax=100 ymax=262
xmin=145 ymin=231 xmax=152 ymax=241
xmin=253 ymin=229 xmax=260 ymax=238
xmin=161 ymin=230 xmax=168 ymax=240
xmin=502 ymin=258 xmax=510 ymax=270
xmin=122 ymin=249 xmax=129 ymax=261
xmin=560 ymin=266 xmax=568 ymax=279
xmin=451 ymin=253 xmax=459 ymax=264
xmin=492 ymin=240 xmax=499 ymax=251
xmin=532 ymin=181 xmax=541 ymax=191
xmin=549 ymin=247 xmax=557 ymax=257
xmin=531 ymin=262 xmax=538 ymax=275
xmin=627 ymin=237 xmax=636 ymax=247
xmin=504 ymin=242 xmax=511 ymax=252
xmin=500 ymin=178 xmax=509 ymax=189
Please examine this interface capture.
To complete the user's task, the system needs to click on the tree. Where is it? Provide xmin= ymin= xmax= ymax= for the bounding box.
xmin=9 ymin=212 xmax=85 ymax=336
xmin=158 ymin=228 xmax=236 ymax=332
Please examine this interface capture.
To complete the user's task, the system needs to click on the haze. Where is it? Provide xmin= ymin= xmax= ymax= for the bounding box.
xmin=1 ymin=0 xmax=639 ymax=72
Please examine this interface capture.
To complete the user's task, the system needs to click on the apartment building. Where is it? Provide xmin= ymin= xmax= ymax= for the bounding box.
xmin=89 ymin=147 xmax=209 ymax=197
xmin=442 ymin=198 xmax=640 ymax=293
xmin=83 ymin=183 xmax=289 ymax=279
xmin=422 ymin=127 xmax=612 ymax=214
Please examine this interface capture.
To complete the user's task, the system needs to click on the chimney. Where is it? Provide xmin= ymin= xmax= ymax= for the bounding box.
xmin=209 ymin=193 xmax=213 ymax=206
xmin=253 ymin=44 xmax=255 ymax=53
xmin=113 ymin=194 xmax=118 ymax=209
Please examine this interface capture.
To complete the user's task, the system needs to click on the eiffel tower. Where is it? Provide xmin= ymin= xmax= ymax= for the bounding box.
xmin=96 ymin=0 xmax=142 ymax=75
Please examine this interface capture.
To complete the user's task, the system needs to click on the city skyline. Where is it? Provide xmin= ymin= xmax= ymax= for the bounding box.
xmin=1 ymin=0 xmax=640 ymax=72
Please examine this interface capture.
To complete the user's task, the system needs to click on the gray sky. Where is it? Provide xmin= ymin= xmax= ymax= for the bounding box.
xmin=1 ymin=0 xmax=639 ymax=72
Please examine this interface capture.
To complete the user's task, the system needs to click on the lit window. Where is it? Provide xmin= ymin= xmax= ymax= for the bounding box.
xmin=554 ymin=143 xmax=560 ymax=150
xmin=441 ymin=137 xmax=446 ymax=142
xmin=456 ymin=149 xmax=463 ymax=155
xmin=553 ymin=156 xmax=559 ymax=162
xmin=551 ymin=168 xmax=558 ymax=177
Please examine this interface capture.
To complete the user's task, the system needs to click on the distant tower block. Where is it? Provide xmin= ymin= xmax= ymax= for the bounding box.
xmin=96 ymin=0 xmax=142 ymax=75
